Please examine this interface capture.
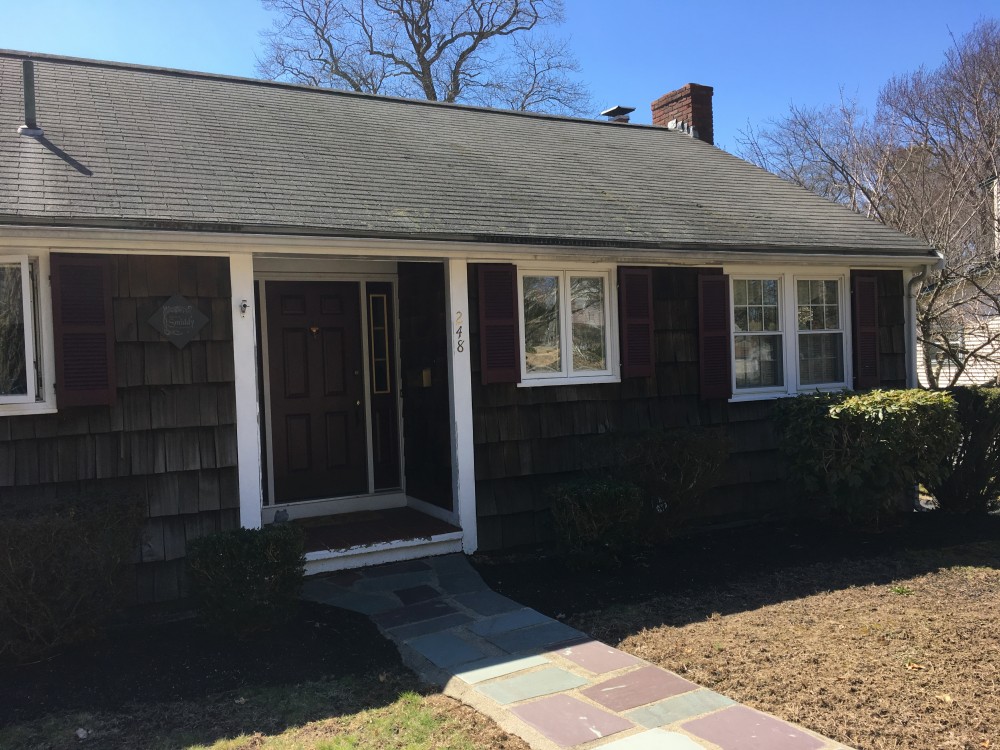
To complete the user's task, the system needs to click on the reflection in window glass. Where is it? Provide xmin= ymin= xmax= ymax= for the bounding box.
xmin=523 ymin=276 xmax=561 ymax=373
xmin=797 ymin=279 xmax=844 ymax=385
xmin=0 ymin=264 xmax=27 ymax=396
xmin=735 ymin=334 xmax=784 ymax=388
xmin=733 ymin=278 xmax=779 ymax=332
xmin=734 ymin=278 xmax=783 ymax=389
xmin=570 ymin=277 xmax=606 ymax=371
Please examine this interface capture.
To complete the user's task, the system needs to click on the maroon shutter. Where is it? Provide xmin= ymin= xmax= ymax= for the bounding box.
xmin=51 ymin=253 xmax=117 ymax=407
xmin=698 ymin=273 xmax=732 ymax=400
xmin=477 ymin=264 xmax=520 ymax=385
xmin=618 ymin=267 xmax=655 ymax=378
xmin=851 ymin=271 xmax=881 ymax=389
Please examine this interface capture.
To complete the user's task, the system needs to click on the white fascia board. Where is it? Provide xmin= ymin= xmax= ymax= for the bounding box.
xmin=0 ymin=225 xmax=939 ymax=269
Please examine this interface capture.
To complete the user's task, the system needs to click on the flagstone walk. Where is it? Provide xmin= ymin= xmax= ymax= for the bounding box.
xmin=303 ymin=554 xmax=852 ymax=750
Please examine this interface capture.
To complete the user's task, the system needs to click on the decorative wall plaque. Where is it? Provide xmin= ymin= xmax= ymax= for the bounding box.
xmin=148 ymin=295 xmax=209 ymax=349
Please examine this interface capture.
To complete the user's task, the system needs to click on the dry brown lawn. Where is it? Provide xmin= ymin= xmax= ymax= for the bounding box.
xmin=571 ymin=542 xmax=1000 ymax=750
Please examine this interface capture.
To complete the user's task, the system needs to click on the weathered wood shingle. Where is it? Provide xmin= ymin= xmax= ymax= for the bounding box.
xmin=0 ymin=255 xmax=238 ymax=603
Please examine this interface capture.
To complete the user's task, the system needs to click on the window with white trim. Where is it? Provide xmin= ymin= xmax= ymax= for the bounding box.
xmin=730 ymin=271 xmax=850 ymax=397
xmin=518 ymin=269 xmax=617 ymax=385
xmin=796 ymin=279 xmax=845 ymax=386
xmin=0 ymin=256 xmax=43 ymax=405
xmin=732 ymin=278 xmax=784 ymax=389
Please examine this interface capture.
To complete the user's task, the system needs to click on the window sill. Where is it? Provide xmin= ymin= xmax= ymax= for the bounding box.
xmin=518 ymin=374 xmax=620 ymax=388
xmin=729 ymin=386 xmax=849 ymax=403
xmin=0 ymin=401 xmax=57 ymax=417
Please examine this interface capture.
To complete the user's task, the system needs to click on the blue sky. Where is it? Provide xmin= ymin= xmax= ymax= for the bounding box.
xmin=1 ymin=1 xmax=995 ymax=150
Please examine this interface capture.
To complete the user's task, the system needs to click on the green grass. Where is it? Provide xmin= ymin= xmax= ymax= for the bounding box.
xmin=188 ymin=692 xmax=477 ymax=750
xmin=0 ymin=673 xmax=498 ymax=750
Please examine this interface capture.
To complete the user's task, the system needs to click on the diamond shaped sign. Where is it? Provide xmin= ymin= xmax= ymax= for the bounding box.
xmin=148 ymin=295 xmax=210 ymax=349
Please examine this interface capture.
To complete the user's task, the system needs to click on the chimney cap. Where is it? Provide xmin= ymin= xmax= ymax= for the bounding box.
xmin=600 ymin=105 xmax=636 ymax=120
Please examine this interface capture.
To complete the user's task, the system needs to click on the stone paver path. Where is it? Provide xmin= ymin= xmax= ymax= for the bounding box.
xmin=303 ymin=555 xmax=852 ymax=750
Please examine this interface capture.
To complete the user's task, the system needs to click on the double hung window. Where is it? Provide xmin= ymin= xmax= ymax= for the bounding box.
xmin=730 ymin=271 xmax=849 ymax=397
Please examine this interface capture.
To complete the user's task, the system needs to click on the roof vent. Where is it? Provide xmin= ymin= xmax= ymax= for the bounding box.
xmin=18 ymin=60 xmax=43 ymax=138
xmin=600 ymin=105 xmax=636 ymax=124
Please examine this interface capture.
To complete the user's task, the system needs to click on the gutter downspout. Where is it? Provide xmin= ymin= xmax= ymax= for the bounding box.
xmin=905 ymin=257 xmax=942 ymax=388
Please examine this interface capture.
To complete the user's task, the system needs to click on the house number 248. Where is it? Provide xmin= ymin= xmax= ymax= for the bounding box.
xmin=454 ymin=311 xmax=465 ymax=353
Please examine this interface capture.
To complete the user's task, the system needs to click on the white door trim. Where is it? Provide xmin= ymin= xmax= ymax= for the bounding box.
xmin=257 ymin=274 xmax=407 ymax=517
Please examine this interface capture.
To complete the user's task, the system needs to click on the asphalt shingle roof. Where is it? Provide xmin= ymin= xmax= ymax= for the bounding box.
xmin=0 ymin=50 xmax=935 ymax=258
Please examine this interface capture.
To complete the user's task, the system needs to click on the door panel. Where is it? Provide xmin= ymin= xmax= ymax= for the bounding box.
xmin=267 ymin=281 xmax=368 ymax=502
xmin=321 ymin=329 xmax=347 ymax=395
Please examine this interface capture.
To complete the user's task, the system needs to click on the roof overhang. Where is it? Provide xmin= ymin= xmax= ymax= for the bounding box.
xmin=0 ymin=222 xmax=942 ymax=270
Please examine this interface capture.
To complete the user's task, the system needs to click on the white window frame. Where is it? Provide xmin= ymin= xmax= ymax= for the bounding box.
xmin=516 ymin=267 xmax=620 ymax=387
xmin=793 ymin=273 xmax=850 ymax=392
xmin=730 ymin=274 xmax=787 ymax=397
xmin=0 ymin=252 xmax=57 ymax=415
xmin=727 ymin=267 xmax=852 ymax=402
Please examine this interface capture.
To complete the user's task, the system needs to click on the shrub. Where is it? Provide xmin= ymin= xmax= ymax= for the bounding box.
xmin=608 ymin=427 xmax=729 ymax=538
xmin=927 ymin=387 xmax=1000 ymax=515
xmin=549 ymin=478 xmax=645 ymax=569
xmin=187 ymin=523 xmax=306 ymax=635
xmin=0 ymin=496 xmax=145 ymax=664
xmin=776 ymin=389 xmax=958 ymax=527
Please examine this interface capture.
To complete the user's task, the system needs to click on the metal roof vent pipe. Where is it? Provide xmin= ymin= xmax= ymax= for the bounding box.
xmin=18 ymin=60 xmax=44 ymax=138
xmin=601 ymin=105 xmax=635 ymax=124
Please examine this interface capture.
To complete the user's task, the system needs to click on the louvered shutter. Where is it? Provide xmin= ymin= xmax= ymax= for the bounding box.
xmin=51 ymin=253 xmax=116 ymax=407
xmin=851 ymin=271 xmax=881 ymax=389
xmin=477 ymin=264 xmax=521 ymax=385
xmin=618 ymin=267 xmax=655 ymax=378
xmin=698 ymin=273 xmax=732 ymax=400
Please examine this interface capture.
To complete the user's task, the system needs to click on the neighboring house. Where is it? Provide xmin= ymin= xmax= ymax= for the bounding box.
xmin=0 ymin=51 xmax=939 ymax=601
xmin=916 ymin=176 xmax=1000 ymax=387
xmin=916 ymin=277 xmax=1000 ymax=388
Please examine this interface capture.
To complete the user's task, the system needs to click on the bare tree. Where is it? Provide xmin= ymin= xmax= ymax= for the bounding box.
xmin=258 ymin=0 xmax=591 ymax=115
xmin=738 ymin=20 xmax=1000 ymax=388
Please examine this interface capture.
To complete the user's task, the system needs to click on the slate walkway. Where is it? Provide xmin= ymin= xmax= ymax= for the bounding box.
xmin=303 ymin=554 xmax=853 ymax=750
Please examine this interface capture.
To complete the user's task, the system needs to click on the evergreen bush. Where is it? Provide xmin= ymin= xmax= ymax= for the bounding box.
xmin=927 ymin=386 xmax=1000 ymax=514
xmin=187 ymin=523 xmax=305 ymax=635
xmin=0 ymin=496 xmax=145 ymax=663
xmin=549 ymin=478 xmax=645 ymax=569
xmin=776 ymin=389 xmax=958 ymax=527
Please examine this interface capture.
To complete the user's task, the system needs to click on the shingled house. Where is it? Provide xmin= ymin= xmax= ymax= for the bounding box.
xmin=0 ymin=51 xmax=939 ymax=601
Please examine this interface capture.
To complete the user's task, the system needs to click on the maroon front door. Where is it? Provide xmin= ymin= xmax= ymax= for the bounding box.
xmin=266 ymin=281 xmax=368 ymax=502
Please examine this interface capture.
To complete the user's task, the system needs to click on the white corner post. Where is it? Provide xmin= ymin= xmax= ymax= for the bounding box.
xmin=230 ymin=253 xmax=263 ymax=529
xmin=905 ymin=262 xmax=934 ymax=389
xmin=445 ymin=258 xmax=478 ymax=553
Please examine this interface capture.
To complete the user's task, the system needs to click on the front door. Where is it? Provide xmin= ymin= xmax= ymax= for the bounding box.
xmin=266 ymin=281 xmax=368 ymax=503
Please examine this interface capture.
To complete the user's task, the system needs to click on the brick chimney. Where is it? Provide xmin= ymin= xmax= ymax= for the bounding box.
xmin=651 ymin=83 xmax=714 ymax=145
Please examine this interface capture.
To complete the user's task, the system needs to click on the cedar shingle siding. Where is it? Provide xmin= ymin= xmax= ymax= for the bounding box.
xmin=472 ymin=266 xmax=724 ymax=549
xmin=0 ymin=255 xmax=237 ymax=603
xmin=470 ymin=266 xmax=908 ymax=549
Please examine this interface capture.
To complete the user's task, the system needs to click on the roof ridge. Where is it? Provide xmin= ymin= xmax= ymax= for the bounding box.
xmin=0 ymin=47 xmax=669 ymax=131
